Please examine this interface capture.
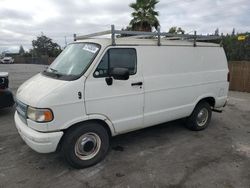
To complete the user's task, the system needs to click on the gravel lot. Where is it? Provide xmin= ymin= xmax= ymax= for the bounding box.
xmin=0 ymin=64 xmax=250 ymax=188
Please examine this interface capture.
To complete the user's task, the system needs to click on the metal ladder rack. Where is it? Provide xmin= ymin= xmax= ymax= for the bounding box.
xmin=73 ymin=25 xmax=222 ymax=47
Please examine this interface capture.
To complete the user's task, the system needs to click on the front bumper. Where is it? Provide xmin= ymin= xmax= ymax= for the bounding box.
xmin=14 ymin=111 xmax=63 ymax=153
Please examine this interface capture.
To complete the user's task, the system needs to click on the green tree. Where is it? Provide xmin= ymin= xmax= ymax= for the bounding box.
xmin=168 ymin=27 xmax=185 ymax=34
xmin=19 ymin=45 xmax=25 ymax=55
xmin=129 ymin=0 xmax=160 ymax=32
xmin=223 ymin=32 xmax=250 ymax=61
xmin=32 ymin=34 xmax=61 ymax=57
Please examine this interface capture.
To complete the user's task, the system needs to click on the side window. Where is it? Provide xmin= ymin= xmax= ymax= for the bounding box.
xmin=94 ymin=48 xmax=137 ymax=78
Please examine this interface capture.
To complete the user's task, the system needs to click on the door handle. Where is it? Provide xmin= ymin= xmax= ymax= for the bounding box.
xmin=131 ymin=82 xmax=143 ymax=86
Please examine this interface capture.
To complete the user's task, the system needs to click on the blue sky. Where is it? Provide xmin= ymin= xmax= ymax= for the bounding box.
xmin=0 ymin=0 xmax=249 ymax=53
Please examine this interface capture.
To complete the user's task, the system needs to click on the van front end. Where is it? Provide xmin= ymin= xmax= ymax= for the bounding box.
xmin=14 ymin=73 xmax=87 ymax=154
xmin=14 ymin=42 xmax=101 ymax=156
xmin=14 ymin=81 xmax=66 ymax=153
xmin=12 ymin=41 xmax=113 ymax=169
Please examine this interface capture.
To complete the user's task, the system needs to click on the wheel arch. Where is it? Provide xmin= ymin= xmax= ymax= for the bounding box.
xmin=56 ymin=115 xmax=115 ymax=151
xmin=61 ymin=114 xmax=115 ymax=135
xmin=190 ymin=95 xmax=216 ymax=116
xmin=197 ymin=97 xmax=216 ymax=107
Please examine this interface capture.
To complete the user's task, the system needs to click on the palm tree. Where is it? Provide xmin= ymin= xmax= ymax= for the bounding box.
xmin=129 ymin=0 xmax=160 ymax=32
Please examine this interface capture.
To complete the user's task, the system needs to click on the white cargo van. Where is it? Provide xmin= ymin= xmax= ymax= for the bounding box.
xmin=15 ymin=26 xmax=229 ymax=168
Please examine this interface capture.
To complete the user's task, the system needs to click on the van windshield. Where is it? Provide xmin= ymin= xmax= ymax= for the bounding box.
xmin=43 ymin=43 xmax=100 ymax=80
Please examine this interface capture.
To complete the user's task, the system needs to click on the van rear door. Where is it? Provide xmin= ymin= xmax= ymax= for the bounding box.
xmin=85 ymin=47 xmax=144 ymax=133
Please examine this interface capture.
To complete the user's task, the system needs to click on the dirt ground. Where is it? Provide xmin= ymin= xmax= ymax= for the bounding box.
xmin=0 ymin=64 xmax=250 ymax=188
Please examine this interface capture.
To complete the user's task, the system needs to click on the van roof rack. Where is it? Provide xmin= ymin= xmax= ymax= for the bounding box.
xmin=74 ymin=25 xmax=222 ymax=47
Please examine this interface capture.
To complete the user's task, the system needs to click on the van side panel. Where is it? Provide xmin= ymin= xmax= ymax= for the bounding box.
xmin=139 ymin=46 xmax=228 ymax=127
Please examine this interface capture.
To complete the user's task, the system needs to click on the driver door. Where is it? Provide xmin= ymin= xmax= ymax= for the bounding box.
xmin=85 ymin=47 xmax=144 ymax=134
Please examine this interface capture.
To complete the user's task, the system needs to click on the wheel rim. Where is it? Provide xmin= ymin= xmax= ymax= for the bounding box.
xmin=74 ymin=132 xmax=101 ymax=160
xmin=196 ymin=108 xmax=209 ymax=127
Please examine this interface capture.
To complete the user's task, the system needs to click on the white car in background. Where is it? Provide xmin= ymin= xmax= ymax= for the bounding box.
xmin=1 ymin=57 xmax=14 ymax=64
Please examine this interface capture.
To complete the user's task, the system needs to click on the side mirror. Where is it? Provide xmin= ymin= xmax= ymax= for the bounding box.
xmin=110 ymin=67 xmax=129 ymax=80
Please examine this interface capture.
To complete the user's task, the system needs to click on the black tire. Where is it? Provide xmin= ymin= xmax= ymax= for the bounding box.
xmin=61 ymin=122 xmax=109 ymax=169
xmin=186 ymin=101 xmax=212 ymax=131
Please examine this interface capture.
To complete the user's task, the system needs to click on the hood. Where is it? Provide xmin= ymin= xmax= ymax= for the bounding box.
xmin=16 ymin=73 xmax=67 ymax=107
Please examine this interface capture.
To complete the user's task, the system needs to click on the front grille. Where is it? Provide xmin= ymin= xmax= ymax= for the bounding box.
xmin=16 ymin=99 xmax=28 ymax=124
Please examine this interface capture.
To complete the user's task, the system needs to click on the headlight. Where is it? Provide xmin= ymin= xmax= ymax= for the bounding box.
xmin=27 ymin=106 xmax=53 ymax=122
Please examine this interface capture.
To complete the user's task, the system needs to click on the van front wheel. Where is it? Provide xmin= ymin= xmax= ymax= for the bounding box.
xmin=62 ymin=122 xmax=109 ymax=169
xmin=186 ymin=102 xmax=212 ymax=131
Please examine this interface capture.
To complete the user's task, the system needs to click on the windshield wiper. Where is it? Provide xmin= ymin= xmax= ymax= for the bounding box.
xmin=48 ymin=67 xmax=58 ymax=73
xmin=45 ymin=67 xmax=62 ymax=78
